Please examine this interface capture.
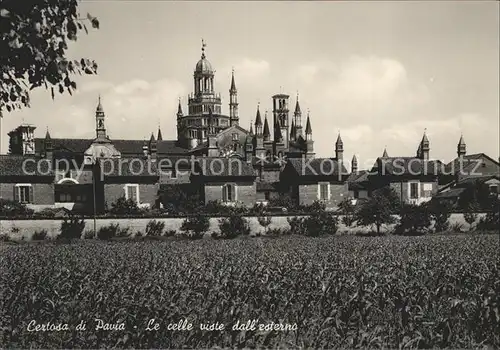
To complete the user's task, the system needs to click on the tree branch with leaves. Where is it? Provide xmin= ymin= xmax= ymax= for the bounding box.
xmin=0 ymin=0 xmax=99 ymax=113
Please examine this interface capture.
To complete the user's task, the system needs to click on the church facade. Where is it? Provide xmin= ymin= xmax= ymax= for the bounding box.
xmin=1 ymin=43 xmax=344 ymax=213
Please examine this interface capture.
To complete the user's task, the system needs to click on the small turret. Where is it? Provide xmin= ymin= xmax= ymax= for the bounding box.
xmin=335 ymin=133 xmax=344 ymax=162
xmin=305 ymin=110 xmax=314 ymax=159
xmin=351 ymin=154 xmax=358 ymax=173
xmin=149 ymin=133 xmax=157 ymax=161
xmin=420 ymin=130 xmax=430 ymax=160
xmin=293 ymin=92 xmax=303 ymax=138
xmin=263 ymin=111 xmax=271 ymax=142
xmin=44 ymin=127 xmax=53 ymax=158
xmin=457 ymin=134 xmax=466 ymax=158
xmin=382 ymin=147 xmax=389 ymax=158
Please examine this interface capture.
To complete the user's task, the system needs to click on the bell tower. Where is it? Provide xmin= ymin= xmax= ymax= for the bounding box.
xmin=272 ymin=93 xmax=290 ymax=149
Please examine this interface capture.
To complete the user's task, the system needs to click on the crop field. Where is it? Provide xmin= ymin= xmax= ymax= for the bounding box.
xmin=1 ymin=234 xmax=499 ymax=348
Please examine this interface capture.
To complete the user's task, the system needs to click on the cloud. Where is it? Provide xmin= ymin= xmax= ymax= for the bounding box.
xmin=233 ymin=59 xmax=270 ymax=81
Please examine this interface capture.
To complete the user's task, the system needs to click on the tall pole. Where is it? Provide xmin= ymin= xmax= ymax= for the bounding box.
xmin=93 ymin=159 xmax=97 ymax=237
xmin=0 ymin=108 xmax=3 ymax=155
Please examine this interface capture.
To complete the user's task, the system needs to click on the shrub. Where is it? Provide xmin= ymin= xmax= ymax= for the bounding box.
xmin=257 ymin=216 xmax=272 ymax=235
xmin=477 ymin=211 xmax=499 ymax=231
xmin=180 ymin=214 xmax=210 ymax=240
xmin=267 ymin=228 xmax=284 ymax=236
xmin=338 ymin=198 xmax=356 ymax=227
xmin=59 ymin=217 xmax=85 ymax=240
xmin=250 ymin=203 xmax=267 ymax=216
xmin=145 ymin=220 xmax=165 ymax=237
xmin=450 ymin=222 xmax=465 ymax=233
xmin=396 ymin=204 xmax=432 ymax=235
xmin=463 ymin=203 xmax=479 ymax=231
xmin=355 ymin=187 xmax=398 ymax=234
xmin=97 ymin=224 xmax=119 ymax=240
xmin=0 ymin=199 xmax=34 ymax=217
xmin=164 ymin=229 xmax=177 ymax=237
xmin=109 ymin=197 xmax=142 ymax=216
xmin=428 ymin=201 xmax=452 ymax=232
xmin=287 ymin=216 xmax=307 ymax=235
xmin=216 ymin=214 xmax=250 ymax=239
xmin=32 ymin=229 xmax=48 ymax=241
xmin=306 ymin=201 xmax=327 ymax=213
xmin=83 ymin=229 xmax=95 ymax=239
xmin=304 ymin=210 xmax=338 ymax=236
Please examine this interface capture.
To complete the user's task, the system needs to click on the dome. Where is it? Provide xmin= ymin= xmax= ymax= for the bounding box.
xmin=195 ymin=57 xmax=213 ymax=73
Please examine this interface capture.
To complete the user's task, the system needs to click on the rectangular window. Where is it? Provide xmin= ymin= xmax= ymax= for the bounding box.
xmin=318 ymin=183 xmax=329 ymax=200
xmin=125 ymin=184 xmax=139 ymax=203
xmin=222 ymin=184 xmax=236 ymax=202
xmin=232 ymin=133 xmax=238 ymax=141
xmin=490 ymin=185 xmax=499 ymax=195
xmin=353 ymin=190 xmax=359 ymax=199
xmin=410 ymin=182 xmax=419 ymax=199
xmin=264 ymin=191 xmax=270 ymax=201
xmin=15 ymin=184 xmax=33 ymax=204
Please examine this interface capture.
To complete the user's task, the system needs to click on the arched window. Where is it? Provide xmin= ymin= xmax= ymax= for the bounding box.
xmin=266 ymin=150 xmax=272 ymax=161
xmin=222 ymin=184 xmax=236 ymax=202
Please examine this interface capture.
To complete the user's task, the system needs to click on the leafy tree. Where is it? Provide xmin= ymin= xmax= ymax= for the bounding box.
xmin=428 ymin=200 xmax=452 ymax=232
xmin=109 ymin=197 xmax=142 ymax=216
xmin=180 ymin=214 xmax=210 ymax=240
xmin=355 ymin=187 xmax=399 ymax=235
xmin=159 ymin=185 xmax=202 ymax=214
xmin=458 ymin=180 xmax=494 ymax=211
xmin=216 ymin=214 xmax=250 ymax=239
xmin=257 ymin=215 xmax=272 ymax=235
xmin=396 ymin=204 xmax=432 ymax=235
xmin=338 ymin=198 xmax=356 ymax=227
xmin=0 ymin=0 xmax=99 ymax=112
xmin=463 ymin=202 xmax=479 ymax=231
xmin=304 ymin=209 xmax=338 ymax=236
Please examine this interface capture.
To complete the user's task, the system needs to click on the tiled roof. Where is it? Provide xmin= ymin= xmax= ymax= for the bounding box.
xmin=35 ymin=138 xmax=92 ymax=153
xmin=194 ymin=158 xmax=256 ymax=177
xmin=256 ymin=182 xmax=280 ymax=191
xmin=35 ymin=138 xmax=190 ymax=156
xmin=375 ymin=157 xmax=443 ymax=176
xmin=347 ymin=170 xmax=369 ymax=183
xmin=434 ymin=187 xmax=466 ymax=199
xmin=99 ymin=158 xmax=158 ymax=177
xmin=0 ymin=155 xmax=53 ymax=176
xmin=347 ymin=170 xmax=369 ymax=190
xmin=287 ymin=158 xmax=348 ymax=176
xmin=445 ymin=153 xmax=500 ymax=175
xmin=456 ymin=175 xmax=499 ymax=187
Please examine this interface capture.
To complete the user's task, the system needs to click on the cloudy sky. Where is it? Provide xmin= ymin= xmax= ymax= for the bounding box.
xmin=1 ymin=1 xmax=498 ymax=168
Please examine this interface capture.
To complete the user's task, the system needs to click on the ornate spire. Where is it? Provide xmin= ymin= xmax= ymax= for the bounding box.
xmin=150 ymin=132 xmax=156 ymax=142
xmin=458 ymin=133 xmax=466 ymax=146
xmin=336 ymin=131 xmax=343 ymax=146
xmin=294 ymin=91 xmax=301 ymax=114
xmin=290 ymin=120 xmax=296 ymax=140
xmin=382 ymin=147 xmax=389 ymax=158
xmin=457 ymin=133 xmax=466 ymax=157
xmin=96 ymin=94 xmax=103 ymax=113
xmin=201 ymin=38 xmax=206 ymax=59
xmin=352 ymin=154 xmax=357 ymax=163
xmin=157 ymin=127 xmax=163 ymax=141
xmin=177 ymin=97 xmax=183 ymax=116
xmin=263 ymin=111 xmax=270 ymax=140
xmin=305 ymin=111 xmax=312 ymax=135
xmin=230 ymin=67 xmax=237 ymax=91
xmin=421 ymin=128 xmax=429 ymax=144
xmin=255 ymin=103 xmax=262 ymax=126
xmin=45 ymin=126 xmax=51 ymax=139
